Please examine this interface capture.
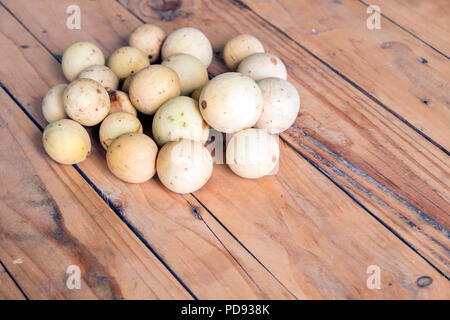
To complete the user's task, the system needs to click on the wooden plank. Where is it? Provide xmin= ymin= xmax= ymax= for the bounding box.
xmin=0 ymin=89 xmax=191 ymax=299
xmin=117 ymin=1 xmax=450 ymax=280
xmin=3 ymin=0 xmax=449 ymax=299
xmin=243 ymin=0 xmax=450 ymax=150
xmin=0 ymin=264 xmax=26 ymax=300
xmin=0 ymin=2 xmax=294 ymax=299
xmin=366 ymin=0 xmax=450 ymax=56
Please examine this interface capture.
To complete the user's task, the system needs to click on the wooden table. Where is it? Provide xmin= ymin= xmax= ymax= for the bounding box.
xmin=0 ymin=0 xmax=448 ymax=300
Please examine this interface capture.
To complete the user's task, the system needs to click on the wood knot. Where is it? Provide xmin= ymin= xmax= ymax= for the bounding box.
xmin=416 ymin=276 xmax=432 ymax=288
xmin=147 ymin=0 xmax=182 ymax=21
xmin=418 ymin=56 xmax=428 ymax=64
xmin=191 ymin=206 xmax=202 ymax=220
xmin=420 ymin=97 xmax=431 ymax=106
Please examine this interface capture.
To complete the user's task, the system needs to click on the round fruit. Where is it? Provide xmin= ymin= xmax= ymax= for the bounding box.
xmin=162 ymin=27 xmax=213 ymax=67
xmin=129 ymin=65 xmax=180 ymax=115
xmin=121 ymin=74 xmax=134 ymax=93
xmin=226 ymin=128 xmax=279 ymax=179
xmin=128 ymin=24 xmax=166 ymax=63
xmin=157 ymin=139 xmax=213 ymax=193
xmin=162 ymin=54 xmax=208 ymax=95
xmin=237 ymin=53 xmax=287 ymax=81
xmin=199 ymin=72 xmax=262 ymax=133
xmin=255 ymin=78 xmax=300 ymax=133
xmin=62 ymin=41 xmax=105 ymax=81
xmin=106 ymin=133 xmax=158 ymax=183
xmin=99 ymin=112 xmax=143 ymax=150
xmin=223 ymin=34 xmax=264 ymax=71
xmin=152 ymin=96 xmax=209 ymax=146
xmin=64 ymin=78 xmax=110 ymax=126
xmin=77 ymin=65 xmax=119 ymax=91
xmin=42 ymin=119 xmax=91 ymax=164
xmin=42 ymin=84 xmax=68 ymax=123
xmin=108 ymin=46 xmax=150 ymax=79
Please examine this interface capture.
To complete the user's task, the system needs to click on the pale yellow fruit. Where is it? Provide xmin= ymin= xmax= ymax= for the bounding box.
xmin=42 ymin=84 xmax=68 ymax=123
xmin=108 ymin=90 xmax=137 ymax=116
xmin=162 ymin=27 xmax=213 ymax=67
xmin=77 ymin=65 xmax=119 ymax=91
xmin=237 ymin=53 xmax=287 ymax=81
xmin=62 ymin=41 xmax=105 ymax=81
xmin=99 ymin=112 xmax=143 ymax=150
xmin=157 ymin=139 xmax=213 ymax=193
xmin=199 ymin=72 xmax=262 ymax=133
xmin=42 ymin=119 xmax=91 ymax=165
xmin=255 ymin=78 xmax=300 ymax=133
xmin=152 ymin=96 xmax=209 ymax=146
xmin=121 ymin=74 xmax=134 ymax=93
xmin=128 ymin=24 xmax=166 ymax=63
xmin=226 ymin=128 xmax=279 ymax=179
xmin=223 ymin=34 xmax=264 ymax=71
xmin=162 ymin=54 xmax=208 ymax=95
xmin=108 ymin=46 xmax=150 ymax=79
xmin=64 ymin=78 xmax=110 ymax=126
xmin=106 ymin=133 xmax=158 ymax=183
xmin=190 ymin=84 xmax=205 ymax=101
xmin=129 ymin=65 xmax=180 ymax=115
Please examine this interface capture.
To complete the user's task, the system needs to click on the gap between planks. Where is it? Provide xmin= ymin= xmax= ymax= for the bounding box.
xmin=0 ymin=259 xmax=28 ymax=299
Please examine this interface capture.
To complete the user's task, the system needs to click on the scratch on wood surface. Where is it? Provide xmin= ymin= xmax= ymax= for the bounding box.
xmin=285 ymin=126 xmax=450 ymax=267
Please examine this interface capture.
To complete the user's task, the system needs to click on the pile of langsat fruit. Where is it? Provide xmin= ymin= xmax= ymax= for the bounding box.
xmin=41 ymin=25 xmax=300 ymax=194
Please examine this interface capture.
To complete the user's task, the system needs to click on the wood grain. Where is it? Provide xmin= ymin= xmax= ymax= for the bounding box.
xmin=118 ymin=1 xmax=450 ymax=279
xmin=244 ymin=0 xmax=450 ymax=150
xmin=0 ymin=2 xmax=293 ymax=299
xmin=2 ymin=0 xmax=449 ymax=299
xmin=0 ymin=263 xmax=26 ymax=300
xmin=365 ymin=0 xmax=450 ymax=56
xmin=0 ymin=89 xmax=191 ymax=299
